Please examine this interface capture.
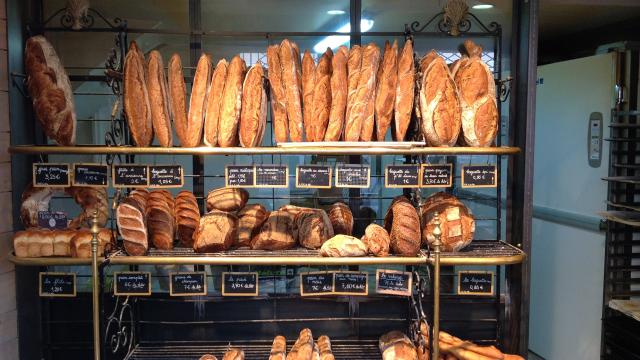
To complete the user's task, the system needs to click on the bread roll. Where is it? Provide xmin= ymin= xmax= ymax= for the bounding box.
xmin=384 ymin=196 xmax=421 ymax=256
xmin=239 ymin=62 xmax=267 ymax=147
xmin=327 ymin=202 xmax=353 ymax=236
xmin=168 ymin=54 xmax=189 ymax=146
xmin=117 ymin=197 xmax=148 ymax=256
xmin=204 ymin=59 xmax=228 ymax=146
xmin=269 ymin=335 xmax=287 ymax=360
xmin=267 ymin=45 xmax=289 ymax=143
xmin=345 ymin=43 xmax=380 ymax=141
xmin=206 ymin=187 xmax=249 ymax=212
xmin=375 ymin=40 xmax=398 ymax=141
xmin=24 ymin=35 xmax=77 ymax=145
xmin=184 ymin=53 xmax=211 ymax=147
xmin=218 ymin=55 xmax=247 ymax=147
xmin=175 ymin=191 xmax=200 ymax=247
xmin=420 ymin=192 xmax=475 ymax=252
xmin=302 ymin=50 xmax=316 ymax=140
xmin=309 ymin=49 xmax=333 ymax=141
xmin=193 ymin=210 xmax=238 ymax=252
xmin=361 ymin=223 xmax=390 ymax=257
xmin=320 ymin=235 xmax=368 ymax=257
xmin=222 ymin=348 xmax=244 ymax=360
xmin=280 ymin=39 xmax=304 ymax=142
xmin=379 ymin=331 xmax=418 ymax=360
xmin=419 ymin=51 xmax=461 ymax=147
xmin=251 ymin=210 xmax=296 ymax=250
xmin=394 ymin=40 xmax=415 ymax=141
xmin=146 ymin=50 xmax=173 ymax=147
xmin=237 ymin=204 xmax=269 ymax=247
xmin=295 ymin=208 xmax=334 ymax=249
xmin=123 ymin=41 xmax=153 ymax=146
xmin=325 ymin=46 xmax=348 ymax=141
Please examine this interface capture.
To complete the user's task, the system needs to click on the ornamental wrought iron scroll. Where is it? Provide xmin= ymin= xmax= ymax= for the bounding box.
xmin=42 ymin=5 xmax=123 ymax=30
xmin=104 ymin=33 xmax=128 ymax=166
xmin=406 ymin=11 xmax=500 ymax=37
xmin=104 ymin=295 xmax=136 ymax=356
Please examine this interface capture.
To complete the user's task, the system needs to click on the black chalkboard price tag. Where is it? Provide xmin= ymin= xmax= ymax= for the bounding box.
xmin=170 ymin=272 xmax=207 ymax=296
xmin=226 ymin=165 xmax=255 ymax=187
xmin=375 ymin=270 xmax=412 ymax=296
xmin=33 ymin=163 xmax=70 ymax=187
xmin=335 ymin=165 xmax=370 ymax=188
xmin=39 ymin=272 xmax=76 ymax=297
xmin=114 ymin=272 xmax=151 ymax=296
xmin=112 ymin=165 xmax=149 ymax=188
xmin=300 ymin=272 xmax=334 ymax=296
xmin=296 ymin=165 xmax=332 ymax=189
xmin=457 ymin=271 xmax=494 ymax=296
xmin=149 ymin=165 xmax=183 ymax=188
xmin=421 ymin=164 xmax=453 ymax=188
xmin=461 ymin=165 xmax=497 ymax=188
xmin=222 ymin=272 xmax=259 ymax=296
xmin=385 ymin=165 xmax=420 ymax=188
xmin=255 ymin=165 xmax=288 ymax=188
xmin=333 ymin=271 xmax=368 ymax=296
xmin=37 ymin=211 xmax=68 ymax=229
xmin=72 ymin=164 xmax=109 ymax=187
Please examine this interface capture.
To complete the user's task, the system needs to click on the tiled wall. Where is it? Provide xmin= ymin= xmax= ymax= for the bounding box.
xmin=0 ymin=0 xmax=18 ymax=358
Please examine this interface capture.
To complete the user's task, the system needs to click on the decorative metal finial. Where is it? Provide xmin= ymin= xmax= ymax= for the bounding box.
xmin=65 ymin=0 xmax=90 ymax=30
xmin=432 ymin=211 xmax=442 ymax=249
xmin=443 ymin=0 xmax=469 ymax=36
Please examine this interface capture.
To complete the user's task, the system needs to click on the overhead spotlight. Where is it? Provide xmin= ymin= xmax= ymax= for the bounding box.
xmin=327 ymin=10 xmax=346 ymax=15
xmin=472 ymin=3 xmax=494 ymax=9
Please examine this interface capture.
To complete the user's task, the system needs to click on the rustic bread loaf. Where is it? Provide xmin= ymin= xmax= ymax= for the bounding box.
xmin=184 ymin=53 xmax=211 ymax=147
xmin=309 ymin=49 xmax=333 ymax=142
xmin=302 ymin=49 xmax=316 ymax=140
xmin=239 ymin=62 xmax=267 ymax=147
xmin=146 ymin=50 xmax=173 ymax=147
xmin=317 ymin=335 xmax=335 ymax=360
xmin=420 ymin=192 xmax=475 ymax=252
xmin=24 ymin=35 xmax=77 ymax=145
xmin=204 ymin=59 xmax=228 ymax=146
xmin=65 ymin=186 xmax=109 ymax=229
xmin=384 ymin=196 xmax=421 ymax=256
xmin=175 ymin=191 xmax=200 ymax=247
xmin=146 ymin=190 xmax=175 ymax=250
xmin=20 ymin=184 xmax=55 ymax=228
xmin=360 ymin=43 xmax=381 ymax=141
xmin=222 ymin=348 xmax=245 ymax=360
xmin=168 ymin=53 xmax=189 ymax=145
xmin=327 ymin=202 xmax=353 ymax=236
xmin=199 ymin=355 xmax=217 ymax=360
xmin=345 ymin=43 xmax=380 ymax=141
xmin=344 ymin=45 xmax=362 ymax=141
xmin=269 ymin=335 xmax=287 ymax=360
xmin=123 ymin=41 xmax=153 ymax=146
xmin=320 ymin=234 xmax=368 ymax=257
xmin=379 ymin=331 xmax=418 ymax=360
xmin=287 ymin=328 xmax=314 ymax=360
xmin=117 ymin=197 xmax=148 ymax=256
xmin=361 ymin=223 xmax=390 ymax=257
xmin=394 ymin=39 xmax=415 ymax=141
xmin=206 ymin=187 xmax=249 ymax=212
xmin=325 ymin=46 xmax=349 ymax=141
xmin=375 ymin=40 xmax=398 ymax=141
xmin=295 ymin=208 xmax=334 ymax=249
xmin=218 ymin=55 xmax=247 ymax=147
xmin=193 ymin=210 xmax=238 ymax=252
xmin=70 ymin=228 xmax=114 ymax=258
xmin=280 ymin=39 xmax=304 ymax=142
xmin=237 ymin=203 xmax=269 ymax=247
xmin=267 ymin=45 xmax=290 ymax=143
xmin=53 ymin=229 xmax=75 ymax=256
xmin=251 ymin=210 xmax=296 ymax=250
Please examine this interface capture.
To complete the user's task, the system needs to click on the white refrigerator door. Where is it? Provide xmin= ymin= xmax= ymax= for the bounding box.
xmin=529 ymin=53 xmax=614 ymax=359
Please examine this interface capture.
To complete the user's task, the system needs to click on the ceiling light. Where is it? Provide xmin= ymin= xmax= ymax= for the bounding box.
xmin=472 ymin=3 xmax=494 ymax=9
xmin=327 ymin=10 xmax=346 ymax=15
xmin=313 ymin=19 xmax=374 ymax=53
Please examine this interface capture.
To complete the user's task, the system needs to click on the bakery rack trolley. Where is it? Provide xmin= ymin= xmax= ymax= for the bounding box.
xmin=6 ymin=1 xmax=537 ymax=359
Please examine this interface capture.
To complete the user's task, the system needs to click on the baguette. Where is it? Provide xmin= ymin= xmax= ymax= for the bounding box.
xmin=204 ymin=59 xmax=228 ymax=146
xmin=345 ymin=43 xmax=380 ymax=141
xmin=394 ymin=39 xmax=415 ymax=141
xmin=344 ymin=45 xmax=362 ymax=141
xmin=185 ymin=53 xmax=211 ymax=147
xmin=218 ymin=55 xmax=247 ymax=147
xmin=310 ymin=48 xmax=333 ymax=141
xmin=325 ymin=46 xmax=348 ymax=141
xmin=239 ymin=62 xmax=267 ymax=147
xmin=267 ymin=45 xmax=289 ymax=143
xmin=168 ymin=53 xmax=189 ymax=146
xmin=317 ymin=335 xmax=335 ymax=360
xmin=269 ymin=335 xmax=287 ymax=360
xmin=375 ymin=40 xmax=398 ymax=141
xmin=123 ymin=41 xmax=153 ymax=146
xmin=302 ymin=50 xmax=316 ymax=140
xmin=280 ymin=39 xmax=304 ymax=142
xmin=146 ymin=50 xmax=172 ymax=147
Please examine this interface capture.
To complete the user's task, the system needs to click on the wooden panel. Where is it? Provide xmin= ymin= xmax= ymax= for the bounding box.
xmin=0 ymin=192 xmax=12 ymax=233
xmin=0 ymin=0 xmax=5 ymax=20
xmin=0 ymin=50 xmax=6 ymax=91
xmin=0 ymin=232 xmax=13 ymax=274
xmin=0 ymin=309 xmax=17 ymax=341
xmin=0 ymin=19 xmax=5 ymax=50
xmin=0 ymin=163 xmax=11 ymax=192
xmin=0 ymin=92 xmax=8 ymax=133
xmin=0 ymin=270 xmax=15 ymax=314
xmin=0 ymin=132 xmax=8 ymax=163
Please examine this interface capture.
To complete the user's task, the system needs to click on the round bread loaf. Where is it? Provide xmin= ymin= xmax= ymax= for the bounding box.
xmin=251 ymin=210 xmax=296 ymax=250
xmin=237 ymin=203 xmax=269 ymax=247
xmin=384 ymin=196 xmax=421 ymax=256
xmin=320 ymin=234 xmax=368 ymax=257
xmin=327 ymin=202 xmax=354 ymax=236
xmin=206 ymin=187 xmax=249 ymax=212
xmin=361 ymin=223 xmax=390 ymax=257
xmin=295 ymin=208 xmax=334 ymax=249
xmin=193 ymin=210 xmax=238 ymax=253
xmin=420 ymin=192 xmax=475 ymax=252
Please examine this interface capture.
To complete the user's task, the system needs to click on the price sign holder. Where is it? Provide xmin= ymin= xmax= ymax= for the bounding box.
xmin=384 ymin=165 xmax=421 ymax=188
xmin=114 ymin=272 xmax=152 ymax=296
xmin=112 ymin=165 xmax=150 ymax=188
xmin=222 ymin=272 xmax=259 ymax=296
xmin=457 ymin=271 xmax=494 ymax=296
xmin=149 ymin=165 xmax=184 ymax=188
xmin=225 ymin=165 xmax=255 ymax=187
xmin=72 ymin=163 xmax=109 ymax=187
xmin=254 ymin=165 xmax=289 ymax=188
xmin=296 ymin=165 xmax=332 ymax=189
xmin=333 ymin=271 xmax=368 ymax=296
xmin=299 ymin=271 xmax=334 ymax=296
xmin=335 ymin=165 xmax=371 ymax=188
xmin=33 ymin=163 xmax=71 ymax=187
xmin=169 ymin=272 xmax=207 ymax=296
xmin=461 ymin=165 xmax=497 ymax=188
xmin=39 ymin=272 xmax=76 ymax=297
xmin=38 ymin=211 xmax=68 ymax=229
xmin=421 ymin=164 xmax=453 ymax=188
xmin=375 ymin=269 xmax=412 ymax=296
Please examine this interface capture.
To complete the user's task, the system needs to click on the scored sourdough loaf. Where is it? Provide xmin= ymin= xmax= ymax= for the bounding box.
xmin=419 ymin=50 xmax=461 ymax=147
xmin=146 ymin=190 xmax=175 ymax=250
xmin=239 ymin=62 xmax=267 ymax=147
xmin=218 ymin=55 xmax=247 ymax=147
xmin=360 ymin=43 xmax=381 ymax=141
xmin=320 ymin=234 xmax=368 ymax=257
xmin=287 ymin=328 xmax=314 ymax=360
xmin=294 ymin=208 xmax=334 ymax=249
xmin=309 ymin=48 xmax=333 ymax=141
xmin=175 ymin=191 xmax=200 ymax=247
xmin=123 ymin=41 xmax=153 ymax=146
xmin=345 ymin=43 xmax=380 ymax=141
xmin=394 ymin=39 xmax=415 ymax=141
xmin=204 ymin=59 xmax=228 ymax=146
xmin=117 ymin=196 xmax=148 ymax=256
xmin=269 ymin=335 xmax=287 ymax=360
xmin=302 ymin=49 xmax=316 ymax=140
xmin=379 ymin=331 xmax=418 ymax=360
xmin=206 ymin=187 xmax=249 ymax=212
xmin=185 ymin=53 xmax=212 ymax=147
xmin=237 ymin=203 xmax=270 ymax=247
xmin=361 ymin=223 xmax=390 ymax=257
xmin=384 ymin=196 xmax=421 ymax=256
xmin=455 ymin=40 xmax=499 ymax=147
xmin=266 ymin=45 xmax=289 ymax=143
xmin=251 ymin=209 xmax=296 ymax=250
xmin=327 ymin=202 xmax=353 ymax=236
xmin=317 ymin=335 xmax=335 ymax=360
xmin=325 ymin=45 xmax=349 ymax=141
xmin=375 ymin=40 xmax=398 ymax=141
xmin=24 ymin=35 xmax=77 ymax=145
xmin=280 ymin=39 xmax=304 ymax=142
xmin=344 ymin=45 xmax=362 ymax=140
xmin=168 ymin=53 xmax=189 ymax=146
xmin=193 ymin=210 xmax=238 ymax=253
xmin=146 ymin=50 xmax=172 ymax=147
xmin=420 ymin=192 xmax=475 ymax=252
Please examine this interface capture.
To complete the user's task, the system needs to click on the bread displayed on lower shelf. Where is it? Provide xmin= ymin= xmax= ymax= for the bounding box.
xmin=222 ymin=348 xmax=245 ymax=360
xmin=362 ymin=223 xmax=390 ymax=257
xmin=379 ymin=330 xmax=418 ymax=360
xmin=269 ymin=335 xmax=287 ymax=360
xmin=193 ymin=210 xmax=238 ymax=253
xmin=320 ymin=234 xmax=368 ymax=257
xmin=14 ymin=228 xmax=114 ymax=258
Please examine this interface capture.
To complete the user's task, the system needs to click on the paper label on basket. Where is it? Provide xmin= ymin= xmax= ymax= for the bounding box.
xmin=73 ymin=164 xmax=109 ymax=187
xmin=457 ymin=271 xmax=494 ymax=296
xmin=33 ymin=163 xmax=70 ymax=187
xmin=39 ymin=272 xmax=76 ymax=297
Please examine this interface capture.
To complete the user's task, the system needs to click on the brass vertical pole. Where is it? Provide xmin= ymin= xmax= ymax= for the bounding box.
xmin=90 ymin=210 xmax=101 ymax=360
xmin=432 ymin=212 xmax=442 ymax=359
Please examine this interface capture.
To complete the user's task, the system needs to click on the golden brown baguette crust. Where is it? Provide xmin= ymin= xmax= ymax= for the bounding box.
xmin=344 ymin=46 xmax=363 ymax=141
xmin=325 ymin=46 xmax=348 ymax=141
xmin=204 ymin=59 xmax=228 ymax=146
xmin=185 ymin=53 xmax=211 ymax=147
xmin=146 ymin=50 xmax=173 ymax=147
xmin=168 ymin=53 xmax=189 ymax=146
xmin=124 ymin=41 xmax=153 ymax=146
xmin=302 ymin=50 xmax=316 ymax=140
xmin=239 ymin=62 xmax=267 ymax=147
xmin=375 ymin=40 xmax=398 ymax=141
xmin=218 ymin=55 xmax=247 ymax=147
xmin=269 ymin=335 xmax=287 ymax=360
xmin=267 ymin=45 xmax=289 ymax=143
xmin=310 ymin=49 xmax=333 ymax=141
xmin=357 ymin=43 xmax=381 ymax=141
xmin=280 ymin=39 xmax=304 ymax=142
xmin=394 ymin=39 xmax=415 ymax=141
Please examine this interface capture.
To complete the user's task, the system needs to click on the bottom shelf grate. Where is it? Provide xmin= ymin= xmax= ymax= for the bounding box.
xmin=127 ymin=340 xmax=381 ymax=360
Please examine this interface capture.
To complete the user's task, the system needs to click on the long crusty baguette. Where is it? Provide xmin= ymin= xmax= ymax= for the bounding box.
xmin=203 ymin=59 xmax=228 ymax=146
xmin=146 ymin=51 xmax=172 ymax=147
xmin=280 ymin=39 xmax=304 ymax=142
xmin=325 ymin=46 xmax=348 ymax=141
xmin=218 ymin=55 xmax=246 ymax=147
xmin=360 ymin=43 xmax=381 ymax=141
xmin=344 ymin=45 xmax=362 ymax=140
xmin=269 ymin=335 xmax=287 ymax=360
xmin=345 ymin=43 xmax=380 ymax=141
xmin=168 ymin=53 xmax=189 ymax=146
xmin=239 ymin=62 xmax=267 ymax=147
xmin=394 ymin=39 xmax=415 ymax=141
xmin=124 ymin=41 xmax=153 ymax=146
xmin=185 ymin=53 xmax=211 ymax=147
xmin=302 ymin=50 xmax=316 ymax=140
xmin=310 ymin=49 xmax=333 ymax=141
xmin=317 ymin=335 xmax=335 ymax=360
xmin=292 ymin=42 xmax=303 ymax=96
xmin=266 ymin=45 xmax=289 ymax=143
xmin=375 ymin=40 xmax=398 ymax=141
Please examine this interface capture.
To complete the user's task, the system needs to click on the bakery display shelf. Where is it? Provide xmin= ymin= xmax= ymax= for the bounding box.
xmin=436 ymin=241 xmax=525 ymax=265
xmin=601 ymin=176 xmax=640 ymax=184
xmin=126 ymin=340 xmax=381 ymax=360
xmin=606 ymin=138 xmax=640 ymax=142
xmin=613 ymin=163 xmax=640 ymax=169
xmin=8 ymin=144 xmax=521 ymax=156
xmin=8 ymin=253 xmax=102 ymax=266
xmin=609 ymin=123 xmax=640 ymax=128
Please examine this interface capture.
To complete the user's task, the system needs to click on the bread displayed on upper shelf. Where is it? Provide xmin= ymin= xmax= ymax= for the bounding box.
xmin=327 ymin=202 xmax=354 ymax=236
xmin=361 ymin=223 xmax=390 ymax=257
xmin=239 ymin=62 xmax=267 ymax=147
xmin=185 ymin=53 xmax=212 ymax=147
xmin=193 ymin=210 xmax=238 ymax=252
xmin=267 ymin=45 xmax=290 ymax=143
xmin=325 ymin=45 xmax=348 ymax=141
xmin=420 ymin=192 xmax=475 ymax=252
xmin=13 ymin=228 xmax=113 ymax=258
xmin=394 ymin=39 xmax=415 ymax=141
xmin=345 ymin=43 xmax=380 ymax=141
xmin=24 ymin=35 xmax=77 ymax=146
xmin=168 ymin=53 xmax=189 ymax=146
xmin=204 ymin=59 xmax=228 ymax=147
xmin=455 ymin=40 xmax=499 ymax=147
xmin=70 ymin=228 xmax=114 ymax=258
xmin=375 ymin=40 xmax=399 ymax=141
xmin=280 ymin=39 xmax=304 ymax=142
xmin=384 ymin=196 xmax=421 ymax=256
xmin=379 ymin=330 xmax=418 ymax=360
xmin=146 ymin=50 xmax=173 ymax=147
xmin=218 ymin=55 xmax=247 ymax=147
xmin=206 ymin=187 xmax=249 ymax=212
xmin=20 ymin=184 xmax=55 ymax=228
xmin=269 ymin=335 xmax=287 ymax=360
xmin=175 ymin=191 xmax=200 ymax=248
xmin=320 ymin=234 xmax=368 ymax=257
xmin=302 ymin=49 xmax=316 ymax=140
xmin=123 ymin=41 xmax=153 ymax=146
xmin=309 ymin=48 xmax=333 ymax=142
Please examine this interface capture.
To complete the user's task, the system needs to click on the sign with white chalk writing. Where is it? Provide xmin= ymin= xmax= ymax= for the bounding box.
xmin=112 ymin=165 xmax=149 ymax=187
xmin=296 ymin=165 xmax=332 ymax=188
xmin=421 ymin=164 xmax=453 ymax=188
xmin=461 ymin=165 xmax=497 ymax=188
xmin=375 ymin=270 xmax=412 ymax=296
xmin=225 ymin=165 xmax=255 ymax=187
xmin=300 ymin=272 xmax=334 ymax=296
xmin=222 ymin=272 xmax=259 ymax=296
xmin=39 ymin=272 xmax=76 ymax=297
xmin=170 ymin=272 xmax=207 ymax=296
xmin=149 ymin=165 xmax=183 ymax=188
xmin=457 ymin=271 xmax=494 ymax=296
xmin=333 ymin=271 xmax=368 ymax=296
xmin=385 ymin=165 xmax=420 ymax=188
xmin=73 ymin=164 xmax=109 ymax=187
xmin=33 ymin=163 xmax=70 ymax=187
xmin=114 ymin=272 xmax=151 ymax=296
